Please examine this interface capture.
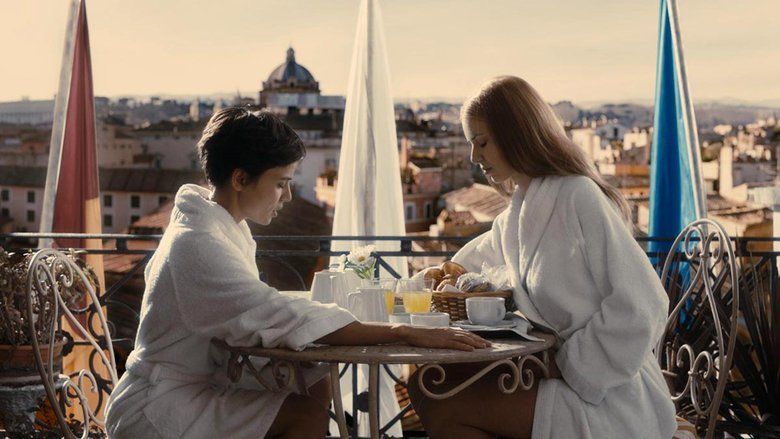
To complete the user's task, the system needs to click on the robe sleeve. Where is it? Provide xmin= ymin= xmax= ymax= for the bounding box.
xmin=554 ymin=180 xmax=669 ymax=405
xmin=167 ymin=230 xmax=356 ymax=350
xmin=451 ymin=213 xmax=506 ymax=272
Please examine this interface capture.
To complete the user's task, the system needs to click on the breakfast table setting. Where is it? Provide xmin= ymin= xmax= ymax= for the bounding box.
xmin=214 ymin=248 xmax=556 ymax=438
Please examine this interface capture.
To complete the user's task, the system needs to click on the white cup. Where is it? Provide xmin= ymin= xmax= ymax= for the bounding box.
xmin=410 ymin=312 xmax=450 ymax=328
xmin=466 ymin=297 xmax=505 ymax=326
xmin=347 ymin=287 xmax=388 ymax=322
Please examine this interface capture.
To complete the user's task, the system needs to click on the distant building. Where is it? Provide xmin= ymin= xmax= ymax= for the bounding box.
xmin=314 ymin=145 xmax=443 ymax=233
xmin=407 ymin=183 xmax=507 ymax=270
xmin=438 ymin=184 xmax=508 ymax=225
xmin=750 ymin=185 xmax=780 ymax=259
xmin=0 ymin=128 xmax=49 ymax=167
xmin=717 ymin=144 xmax=777 ymax=201
xmin=622 ymin=127 xmax=651 ymax=151
xmin=0 ymin=97 xmax=109 ymax=125
xmin=97 ymin=117 xmax=142 ymax=167
xmin=634 ymin=194 xmax=772 ymax=242
xmin=569 ymin=126 xmax=619 ymax=167
xmin=258 ymin=47 xmax=345 ymax=115
xmin=188 ymin=98 xmax=213 ymax=122
xmin=400 ymin=136 xmax=473 ymax=192
xmin=595 ymin=122 xmax=628 ymax=143
xmin=0 ymin=117 xmax=144 ymax=169
xmin=133 ymin=119 xmax=206 ymax=171
xmin=0 ymin=165 xmax=204 ymax=233
xmin=401 ymin=154 xmax=443 ymax=232
xmin=0 ymin=100 xmax=55 ymax=125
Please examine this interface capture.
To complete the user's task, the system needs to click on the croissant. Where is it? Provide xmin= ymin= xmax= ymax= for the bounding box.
xmin=424 ymin=268 xmax=445 ymax=290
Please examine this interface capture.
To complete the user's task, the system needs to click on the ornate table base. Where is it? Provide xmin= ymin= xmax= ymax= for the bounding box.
xmin=416 ymin=351 xmax=550 ymax=400
xmin=226 ymin=350 xmax=550 ymax=439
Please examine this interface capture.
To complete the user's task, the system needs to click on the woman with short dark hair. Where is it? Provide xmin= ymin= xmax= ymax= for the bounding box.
xmin=105 ymin=107 xmax=488 ymax=438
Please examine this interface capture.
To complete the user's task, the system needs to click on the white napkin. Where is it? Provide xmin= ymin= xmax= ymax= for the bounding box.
xmin=504 ymin=312 xmax=544 ymax=341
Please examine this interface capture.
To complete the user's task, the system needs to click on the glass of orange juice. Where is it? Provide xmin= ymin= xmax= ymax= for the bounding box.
xmin=365 ymin=278 xmax=398 ymax=315
xmin=397 ymin=278 xmax=434 ymax=314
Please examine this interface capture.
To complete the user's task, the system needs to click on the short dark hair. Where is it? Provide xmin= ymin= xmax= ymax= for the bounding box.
xmin=197 ymin=107 xmax=306 ymax=187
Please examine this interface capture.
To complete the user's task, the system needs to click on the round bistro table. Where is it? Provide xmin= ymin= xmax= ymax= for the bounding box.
xmin=213 ymin=332 xmax=555 ymax=439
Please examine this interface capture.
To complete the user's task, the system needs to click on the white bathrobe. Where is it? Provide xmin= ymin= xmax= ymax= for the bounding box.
xmin=105 ymin=184 xmax=356 ymax=439
xmin=452 ymin=176 xmax=676 ymax=439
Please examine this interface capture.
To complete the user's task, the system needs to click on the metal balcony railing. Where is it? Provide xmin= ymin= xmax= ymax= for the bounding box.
xmin=1 ymin=232 xmax=778 ymax=436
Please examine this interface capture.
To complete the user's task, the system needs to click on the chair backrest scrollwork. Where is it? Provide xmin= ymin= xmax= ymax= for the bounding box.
xmin=656 ymin=219 xmax=740 ymax=439
xmin=26 ymin=248 xmax=117 ymax=439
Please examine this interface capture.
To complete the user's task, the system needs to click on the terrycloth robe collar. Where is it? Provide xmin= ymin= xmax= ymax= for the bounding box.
xmin=171 ymin=184 xmax=256 ymax=268
xmin=502 ymin=176 xmax=565 ymax=333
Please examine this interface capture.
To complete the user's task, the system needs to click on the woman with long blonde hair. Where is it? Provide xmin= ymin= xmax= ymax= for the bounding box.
xmin=408 ymin=76 xmax=676 ymax=438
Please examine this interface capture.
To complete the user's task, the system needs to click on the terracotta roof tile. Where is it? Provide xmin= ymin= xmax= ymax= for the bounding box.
xmin=409 ymin=156 xmax=441 ymax=169
xmin=439 ymin=210 xmax=477 ymax=225
xmin=442 ymin=184 xmax=508 ymax=222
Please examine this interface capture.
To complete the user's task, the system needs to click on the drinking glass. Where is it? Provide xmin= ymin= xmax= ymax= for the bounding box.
xmin=397 ymin=278 xmax=434 ymax=314
xmin=365 ymin=278 xmax=398 ymax=315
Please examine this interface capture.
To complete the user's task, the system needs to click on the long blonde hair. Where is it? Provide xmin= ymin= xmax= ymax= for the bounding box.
xmin=461 ymin=75 xmax=632 ymax=223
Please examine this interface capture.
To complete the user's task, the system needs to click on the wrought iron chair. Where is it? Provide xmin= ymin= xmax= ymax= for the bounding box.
xmin=656 ymin=219 xmax=740 ymax=439
xmin=25 ymin=248 xmax=118 ymax=438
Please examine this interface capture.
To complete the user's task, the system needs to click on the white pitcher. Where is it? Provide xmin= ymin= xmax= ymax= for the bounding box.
xmin=310 ymin=271 xmax=334 ymax=304
xmin=347 ymin=287 xmax=388 ymax=323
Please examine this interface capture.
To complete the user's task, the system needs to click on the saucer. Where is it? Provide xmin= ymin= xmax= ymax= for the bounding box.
xmin=452 ymin=320 xmax=517 ymax=331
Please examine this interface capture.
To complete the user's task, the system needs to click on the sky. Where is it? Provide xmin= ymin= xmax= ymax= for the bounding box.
xmin=0 ymin=0 xmax=778 ymax=105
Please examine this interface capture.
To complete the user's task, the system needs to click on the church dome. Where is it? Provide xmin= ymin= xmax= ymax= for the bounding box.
xmin=263 ymin=47 xmax=319 ymax=93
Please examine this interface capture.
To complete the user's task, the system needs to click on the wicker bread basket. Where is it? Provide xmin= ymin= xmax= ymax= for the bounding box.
xmin=431 ymin=290 xmax=514 ymax=322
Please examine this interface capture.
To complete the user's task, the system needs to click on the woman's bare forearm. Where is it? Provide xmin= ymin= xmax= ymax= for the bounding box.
xmin=315 ymin=321 xmax=407 ymax=345
xmin=316 ymin=321 xmax=490 ymax=351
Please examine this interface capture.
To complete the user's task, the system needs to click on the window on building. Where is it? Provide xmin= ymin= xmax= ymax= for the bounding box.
xmin=103 ymin=214 xmax=113 ymax=227
xmin=1 ymin=208 xmax=9 ymax=218
xmin=27 ymin=191 xmax=35 ymax=203
xmin=1 ymin=189 xmax=8 ymax=202
xmin=26 ymin=210 xmax=35 ymax=223
xmin=130 ymin=195 xmax=140 ymax=209
xmin=158 ymin=196 xmax=169 ymax=206
xmin=424 ymin=202 xmax=433 ymax=219
xmin=405 ymin=203 xmax=415 ymax=221
xmin=103 ymin=194 xmax=113 ymax=207
xmin=130 ymin=215 xmax=140 ymax=224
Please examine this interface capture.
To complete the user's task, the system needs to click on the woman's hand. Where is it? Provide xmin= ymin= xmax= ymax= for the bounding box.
xmin=396 ymin=326 xmax=491 ymax=351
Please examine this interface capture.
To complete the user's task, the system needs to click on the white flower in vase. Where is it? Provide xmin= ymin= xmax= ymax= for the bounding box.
xmin=345 ymin=245 xmax=376 ymax=280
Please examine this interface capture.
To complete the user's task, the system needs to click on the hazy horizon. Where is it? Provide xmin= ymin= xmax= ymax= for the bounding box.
xmin=1 ymin=0 xmax=778 ymax=104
